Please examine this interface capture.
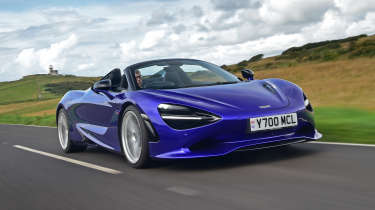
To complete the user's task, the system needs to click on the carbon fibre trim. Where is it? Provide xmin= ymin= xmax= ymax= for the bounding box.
xmin=236 ymin=139 xmax=308 ymax=152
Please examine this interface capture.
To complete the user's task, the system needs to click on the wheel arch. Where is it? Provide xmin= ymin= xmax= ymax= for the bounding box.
xmin=56 ymin=103 xmax=65 ymax=125
xmin=117 ymin=101 xmax=159 ymax=150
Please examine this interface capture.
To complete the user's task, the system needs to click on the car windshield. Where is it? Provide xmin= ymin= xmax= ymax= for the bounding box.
xmin=131 ymin=59 xmax=240 ymax=90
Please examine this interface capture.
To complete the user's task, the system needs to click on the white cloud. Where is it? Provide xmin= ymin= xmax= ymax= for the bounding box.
xmin=259 ymin=0 xmax=333 ymax=24
xmin=334 ymin=0 xmax=375 ymax=16
xmin=78 ymin=63 xmax=95 ymax=70
xmin=140 ymin=30 xmax=166 ymax=50
xmin=15 ymin=48 xmax=37 ymax=68
xmin=15 ymin=34 xmax=78 ymax=72
xmin=120 ymin=40 xmax=138 ymax=62
xmin=301 ymin=10 xmax=350 ymax=41
xmin=346 ymin=12 xmax=375 ymax=35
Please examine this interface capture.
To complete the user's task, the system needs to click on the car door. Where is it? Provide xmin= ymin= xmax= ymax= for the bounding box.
xmin=74 ymin=69 xmax=125 ymax=150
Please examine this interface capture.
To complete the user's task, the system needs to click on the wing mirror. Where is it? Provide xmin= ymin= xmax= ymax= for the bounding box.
xmin=93 ymin=79 xmax=112 ymax=90
xmin=241 ymin=69 xmax=254 ymax=81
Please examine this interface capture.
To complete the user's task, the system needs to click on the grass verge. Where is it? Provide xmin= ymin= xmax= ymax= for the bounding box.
xmin=315 ymin=107 xmax=375 ymax=144
xmin=0 ymin=114 xmax=56 ymax=127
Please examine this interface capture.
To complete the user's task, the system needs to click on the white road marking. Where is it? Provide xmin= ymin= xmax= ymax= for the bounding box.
xmin=1 ymin=123 xmax=55 ymax=128
xmin=166 ymin=186 xmax=199 ymax=196
xmin=310 ymin=141 xmax=375 ymax=148
xmin=13 ymin=145 xmax=122 ymax=175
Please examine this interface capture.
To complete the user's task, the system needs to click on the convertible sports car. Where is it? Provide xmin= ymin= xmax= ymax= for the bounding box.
xmin=57 ymin=58 xmax=322 ymax=168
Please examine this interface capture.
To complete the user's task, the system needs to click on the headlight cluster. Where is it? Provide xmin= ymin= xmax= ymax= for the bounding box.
xmin=303 ymin=93 xmax=313 ymax=112
xmin=158 ymin=104 xmax=221 ymax=130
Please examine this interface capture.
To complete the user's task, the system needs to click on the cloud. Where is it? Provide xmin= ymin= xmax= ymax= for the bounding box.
xmin=15 ymin=48 xmax=37 ymax=68
xmin=0 ymin=0 xmax=375 ymax=82
xmin=146 ymin=10 xmax=176 ymax=26
xmin=302 ymin=10 xmax=350 ymax=41
xmin=334 ymin=0 xmax=375 ymax=16
xmin=78 ymin=63 xmax=95 ymax=71
xmin=259 ymin=0 xmax=333 ymax=25
xmin=140 ymin=30 xmax=166 ymax=50
xmin=191 ymin=5 xmax=204 ymax=17
xmin=15 ymin=34 xmax=78 ymax=72
xmin=211 ymin=0 xmax=256 ymax=11
xmin=120 ymin=40 xmax=138 ymax=61
xmin=346 ymin=12 xmax=375 ymax=35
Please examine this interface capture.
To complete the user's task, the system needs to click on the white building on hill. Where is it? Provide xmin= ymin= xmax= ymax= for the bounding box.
xmin=48 ymin=65 xmax=59 ymax=75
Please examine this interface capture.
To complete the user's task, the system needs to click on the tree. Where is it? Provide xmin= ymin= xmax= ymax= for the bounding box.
xmin=248 ymin=54 xmax=264 ymax=62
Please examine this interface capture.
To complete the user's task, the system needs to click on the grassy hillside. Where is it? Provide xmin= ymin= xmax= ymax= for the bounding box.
xmin=0 ymin=34 xmax=374 ymax=144
xmin=224 ymin=34 xmax=375 ymax=72
xmin=253 ymin=58 xmax=375 ymax=110
xmin=0 ymin=74 xmax=99 ymax=126
xmin=0 ymin=74 xmax=98 ymax=105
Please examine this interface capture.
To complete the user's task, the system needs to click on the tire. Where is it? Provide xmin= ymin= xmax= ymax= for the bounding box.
xmin=57 ymin=109 xmax=87 ymax=153
xmin=120 ymin=105 xmax=150 ymax=168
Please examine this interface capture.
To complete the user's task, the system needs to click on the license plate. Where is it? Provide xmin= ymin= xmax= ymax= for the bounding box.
xmin=250 ymin=113 xmax=298 ymax=132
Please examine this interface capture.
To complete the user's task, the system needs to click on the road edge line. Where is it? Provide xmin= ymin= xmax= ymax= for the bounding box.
xmin=13 ymin=145 xmax=122 ymax=175
xmin=309 ymin=141 xmax=375 ymax=148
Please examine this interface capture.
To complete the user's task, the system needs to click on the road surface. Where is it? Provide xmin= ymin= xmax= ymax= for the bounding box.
xmin=0 ymin=124 xmax=374 ymax=210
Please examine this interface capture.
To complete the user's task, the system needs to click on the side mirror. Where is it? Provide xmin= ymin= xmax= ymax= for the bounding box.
xmin=93 ymin=79 xmax=112 ymax=90
xmin=241 ymin=69 xmax=254 ymax=81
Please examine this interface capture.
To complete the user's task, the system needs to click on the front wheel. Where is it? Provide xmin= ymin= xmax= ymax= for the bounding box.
xmin=57 ymin=109 xmax=86 ymax=153
xmin=120 ymin=106 xmax=150 ymax=168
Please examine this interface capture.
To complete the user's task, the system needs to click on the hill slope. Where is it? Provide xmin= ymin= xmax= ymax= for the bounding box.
xmin=224 ymin=34 xmax=375 ymax=110
xmin=224 ymin=34 xmax=375 ymax=72
xmin=0 ymin=74 xmax=99 ymax=105
xmin=0 ymin=74 xmax=99 ymax=126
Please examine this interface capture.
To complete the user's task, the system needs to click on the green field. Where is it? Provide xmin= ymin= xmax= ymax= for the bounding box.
xmin=0 ymin=34 xmax=374 ymax=144
xmin=315 ymin=107 xmax=375 ymax=144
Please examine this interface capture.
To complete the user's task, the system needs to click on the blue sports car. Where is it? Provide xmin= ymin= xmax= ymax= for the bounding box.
xmin=57 ymin=58 xmax=322 ymax=168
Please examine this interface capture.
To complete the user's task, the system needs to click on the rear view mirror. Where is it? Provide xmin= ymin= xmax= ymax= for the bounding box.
xmin=241 ymin=69 xmax=254 ymax=81
xmin=93 ymin=79 xmax=112 ymax=90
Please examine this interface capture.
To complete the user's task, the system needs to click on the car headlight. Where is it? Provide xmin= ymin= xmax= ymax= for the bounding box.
xmin=158 ymin=104 xmax=221 ymax=130
xmin=303 ymin=93 xmax=313 ymax=112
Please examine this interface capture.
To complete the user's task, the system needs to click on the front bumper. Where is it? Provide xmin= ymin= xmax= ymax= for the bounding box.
xmin=154 ymin=129 xmax=322 ymax=159
xmin=149 ymin=108 xmax=322 ymax=159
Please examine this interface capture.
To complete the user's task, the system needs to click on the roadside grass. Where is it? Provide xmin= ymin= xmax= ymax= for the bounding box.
xmin=315 ymin=107 xmax=375 ymax=144
xmin=0 ymin=114 xmax=56 ymax=127
xmin=0 ymin=98 xmax=58 ymax=126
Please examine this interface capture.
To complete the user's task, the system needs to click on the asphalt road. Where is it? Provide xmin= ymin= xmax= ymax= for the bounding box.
xmin=0 ymin=124 xmax=374 ymax=210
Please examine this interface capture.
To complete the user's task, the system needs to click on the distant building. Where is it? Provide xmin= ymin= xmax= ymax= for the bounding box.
xmin=48 ymin=65 xmax=59 ymax=75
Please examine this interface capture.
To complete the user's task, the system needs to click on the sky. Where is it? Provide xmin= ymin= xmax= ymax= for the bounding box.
xmin=0 ymin=0 xmax=375 ymax=81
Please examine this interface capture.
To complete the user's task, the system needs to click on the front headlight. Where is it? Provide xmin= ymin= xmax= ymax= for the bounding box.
xmin=158 ymin=104 xmax=221 ymax=130
xmin=303 ymin=93 xmax=313 ymax=112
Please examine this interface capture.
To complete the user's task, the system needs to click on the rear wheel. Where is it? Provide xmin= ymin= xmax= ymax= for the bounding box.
xmin=57 ymin=109 xmax=86 ymax=153
xmin=120 ymin=106 xmax=150 ymax=168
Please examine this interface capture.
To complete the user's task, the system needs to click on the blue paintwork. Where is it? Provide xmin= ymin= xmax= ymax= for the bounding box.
xmin=57 ymin=59 xmax=322 ymax=159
